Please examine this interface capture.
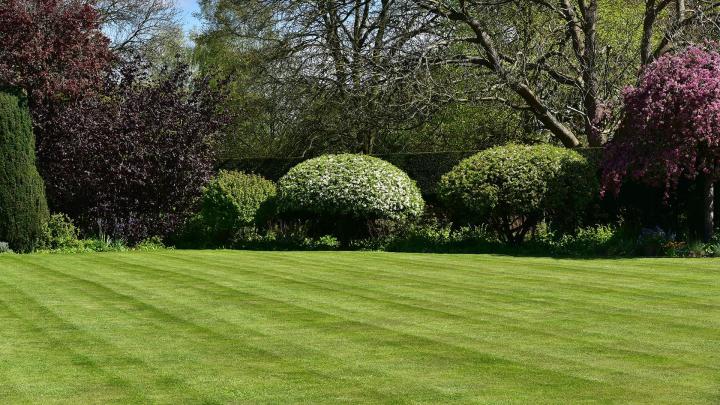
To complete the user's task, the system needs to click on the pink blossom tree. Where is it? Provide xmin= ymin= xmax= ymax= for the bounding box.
xmin=603 ymin=44 xmax=720 ymax=241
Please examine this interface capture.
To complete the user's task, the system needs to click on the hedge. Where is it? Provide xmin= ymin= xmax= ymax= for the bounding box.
xmin=221 ymin=149 xmax=605 ymax=199
xmin=0 ymin=88 xmax=49 ymax=252
xmin=219 ymin=151 xmax=477 ymax=197
xmin=438 ymin=144 xmax=598 ymax=243
xmin=201 ymin=170 xmax=277 ymax=242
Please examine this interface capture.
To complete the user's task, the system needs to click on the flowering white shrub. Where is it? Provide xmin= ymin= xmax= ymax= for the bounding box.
xmin=278 ymin=154 xmax=424 ymax=221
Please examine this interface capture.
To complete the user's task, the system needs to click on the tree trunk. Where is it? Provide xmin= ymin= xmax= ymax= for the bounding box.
xmin=580 ymin=0 xmax=605 ymax=146
xmin=512 ymin=84 xmax=580 ymax=148
xmin=701 ymin=174 xmax=715 ymax=242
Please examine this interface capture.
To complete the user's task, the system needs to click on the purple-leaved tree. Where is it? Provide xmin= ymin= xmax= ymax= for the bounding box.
xmin=603 ymin=44 xmax=720 ymax=241
xmin=0 ymin=0 xmax=113 ymax=109
xmin=41 ymin=60 xmax=230 ymax=243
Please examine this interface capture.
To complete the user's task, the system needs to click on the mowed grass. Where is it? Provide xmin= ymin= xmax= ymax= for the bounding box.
xmin=0 ymin=251 xmax=718 ymax=404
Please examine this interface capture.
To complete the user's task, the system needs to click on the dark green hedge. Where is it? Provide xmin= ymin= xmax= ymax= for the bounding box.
xmin=0 ymin=88 xmax=49 ymax=252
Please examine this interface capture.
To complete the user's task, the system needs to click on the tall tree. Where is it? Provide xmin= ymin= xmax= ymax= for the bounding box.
xmin=0 ymin=0 xmax=113 ymax=109
xmin=97 ymin=0 xmax=182 ymax=58
xmin=603 ymin=44 xmax=720 ymax=241
xmin=196 ymin=0 xmax=446 ymax=155
xmin=414 ymin=0 xmax=720 ymax=147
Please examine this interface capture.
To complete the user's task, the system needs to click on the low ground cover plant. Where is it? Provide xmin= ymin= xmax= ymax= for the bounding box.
xmin=35 ymin=212 xmax=168 ymax=254
xmin=37 ymin=213 xmax=81 ymax=251
xmin=0 ymin=242 xmax=13 ymax=254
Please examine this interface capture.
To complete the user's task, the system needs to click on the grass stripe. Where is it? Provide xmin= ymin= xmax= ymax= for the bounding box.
xmin=0 ymin=251 xmax=718 ymax=403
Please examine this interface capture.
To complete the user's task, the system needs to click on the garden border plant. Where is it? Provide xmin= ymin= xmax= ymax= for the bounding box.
xmin=0 ymin=88 xmax=49 ymax=252
xmin=277 ymin=154 xmax=425 ymax=242
xmin=439 ymin=144 xmax=597 ymax=244
xmin=201 ymin=170 xmax=277 ymax=244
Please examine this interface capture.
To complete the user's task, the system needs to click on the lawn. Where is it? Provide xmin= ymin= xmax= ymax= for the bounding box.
xmin=0 ymin=251 xmax=718 ymax=404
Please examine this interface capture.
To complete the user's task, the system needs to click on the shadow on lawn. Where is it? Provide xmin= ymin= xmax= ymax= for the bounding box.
xmin=175 ymin=239 xmax=674 ymax=260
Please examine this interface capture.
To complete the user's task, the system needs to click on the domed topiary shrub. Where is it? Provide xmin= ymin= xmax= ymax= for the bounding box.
xmin=201 ymin=170 xmax=277 ymax=242
xmin=0 ymin=88 xmax=49 ymax=252
xmin=439 ymin=144 xmax=596 ymax=244
xmin=278 ymin=154 xmax=424 ymax=239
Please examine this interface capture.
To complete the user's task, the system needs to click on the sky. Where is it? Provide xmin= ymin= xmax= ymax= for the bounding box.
xmin=177 ymin=0 xmax=202 ymax=33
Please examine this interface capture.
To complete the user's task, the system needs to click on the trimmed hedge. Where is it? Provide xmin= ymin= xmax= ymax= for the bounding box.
xmin=439 ymin=144 xmax=597 ymax=244
xmin=0 ymin=88 xmax=48 ymax=252
xmin=277 ymin=154 xmax=424 ymax=234
xmin=220 ymin=149 xmax=604 ymax=197
xmin=219 ymin=151 xmax=476 ymax=197
xmin=201 ymin=170 xmax=277 ymax=241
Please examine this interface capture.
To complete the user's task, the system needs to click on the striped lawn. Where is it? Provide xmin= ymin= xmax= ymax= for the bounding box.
xmin=0 ymin=251 xmax=718 ymax=404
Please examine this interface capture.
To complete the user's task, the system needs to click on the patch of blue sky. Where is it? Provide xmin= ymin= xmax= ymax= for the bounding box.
xmin=177 ymin=0 xmax=202 ymax=33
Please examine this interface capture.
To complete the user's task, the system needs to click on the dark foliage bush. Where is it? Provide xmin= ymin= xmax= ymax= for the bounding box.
xmin=277 ymin=154 xmax=424 ymax=240
xmin=0 ymin=89 xmax=49 ymax=252
xmin=39 ymin=60 xmax=230 ymax=243
xmin=439 ymin=144 xmax=597 ymax=244
xmin=201 ymin=170 xmax=277 ymax=242
xmin=0 ymin=0 xmax=112 ymax=110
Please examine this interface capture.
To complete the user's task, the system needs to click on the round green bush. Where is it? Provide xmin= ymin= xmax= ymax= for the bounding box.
xmin=0 ymin=88 xmax=49 ymax=252
xmin=38 ymin=213 xmax=81 ymax=251
xmin=439 ymin=144 xmax=597 ymax=243
xmin=201 ymin=170 xmax=277 ymax=241
xmin=278 ymin=154 xmax=424 ymax=223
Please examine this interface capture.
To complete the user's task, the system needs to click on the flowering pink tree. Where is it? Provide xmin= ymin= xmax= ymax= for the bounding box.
xmin=603 ymin=44 xmax=720 ymax=241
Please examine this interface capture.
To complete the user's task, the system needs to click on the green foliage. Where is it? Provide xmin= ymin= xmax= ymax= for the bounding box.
xmin=439 ymin=144 xmax=597 ymax=243
xmin=134 ymin=236 xmax=168 ymax=252
xmin=230 ymin=226 xmax=341 ymax=251
xmin=278 ymin=154 xmax=425 ymax=222
xmin=0 ymin=242 xmax=13 ymax=254
xmin=381 ymin=102 xmax=544 ymax=153
xmin=201 ymin=170 xmax=277 ymax=242
xmin=38 ymin=213 xmax=81 ymax=251
xmin=658 ymin=232 xmax=720 ymax=258
xmin=170 ymin=214 xmax=212 ymax=249
xmin=549 ymin=225 xmax=619 ymax=257
xmin=37 ymin=214 xmax=170 ymax=253
xmin=221 ymin=151 xmax=475 ymax=198
xmin=76 ymin=237 xmax=129 ymax=253
xmin=379 ymin=221 xmax=496 ymax=253
xmin=0 ymin=89 xmax=49 ymax=252
xmin=36 ymin=237 xmax=128 ymax=254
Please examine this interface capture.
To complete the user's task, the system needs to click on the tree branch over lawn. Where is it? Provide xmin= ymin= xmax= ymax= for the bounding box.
xmin=417 ymin=0 xmax=582 ymax=146
xmin=97 ymin=0 xmax=181 ymax=58
xmin=414 ymin=0 xmax=720 ymax=147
